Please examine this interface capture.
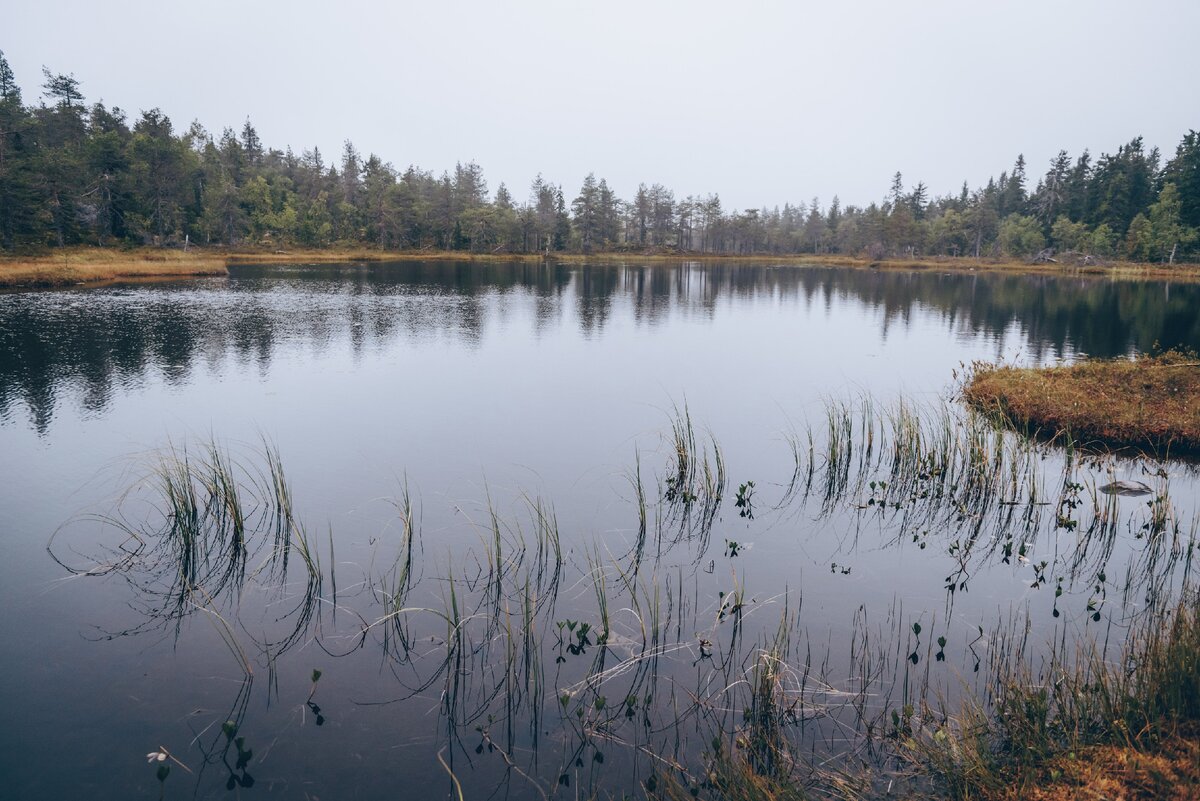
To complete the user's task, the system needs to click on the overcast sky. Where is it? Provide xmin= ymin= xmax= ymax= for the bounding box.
xmin=6 ymin=0 xmax=1199 ymax=211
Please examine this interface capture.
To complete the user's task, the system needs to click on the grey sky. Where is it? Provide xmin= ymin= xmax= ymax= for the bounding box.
xmin=6 ymin=0 xmax=1199 ymax=211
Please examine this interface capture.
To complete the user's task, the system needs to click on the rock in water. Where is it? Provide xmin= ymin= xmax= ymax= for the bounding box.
xmin=1098 ymin=480 xmax=1153 ymax=497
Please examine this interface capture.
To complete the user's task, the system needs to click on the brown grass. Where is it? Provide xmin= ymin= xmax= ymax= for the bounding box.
xmin=962 ymin=351 xmax=1200 ymax=455
xmin=538 ymin=252 xmax=1200 ymax=282
xmin=991 ymin=734 xmax=1200 ymax=801
xmin=220 ymin=249 xmax=1200 ymax=287
xmin=0 ymin=248 xmax=228 ymax=288
xmin=4 ymin=246 xmax=1200 ymax=289
xmin=816 ymin=254 xmax=1200 ymax=283
xmin=222 ymin=247 xmax=547 ymax=263
xmin=197 ymin=250 xmax=1200 ymax=284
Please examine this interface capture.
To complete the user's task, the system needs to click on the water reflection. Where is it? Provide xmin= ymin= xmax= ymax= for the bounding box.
xmin=1 ymin=261 xmax=1198 ymax=433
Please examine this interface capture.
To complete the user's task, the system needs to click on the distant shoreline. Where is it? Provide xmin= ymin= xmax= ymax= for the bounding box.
xmin=3 ymin=246 xmax=1199 ymax=289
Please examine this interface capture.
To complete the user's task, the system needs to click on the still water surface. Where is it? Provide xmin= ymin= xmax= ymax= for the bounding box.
xmin=0 ymin=261 xmax=1197 ymax=799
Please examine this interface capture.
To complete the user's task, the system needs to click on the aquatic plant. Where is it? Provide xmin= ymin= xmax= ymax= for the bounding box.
xmin=50 ymin=399 xmax=1200 ymax=799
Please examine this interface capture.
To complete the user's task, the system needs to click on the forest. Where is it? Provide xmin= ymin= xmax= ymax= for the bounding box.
xmin=1 ymin=52 xmax=1197 ymax=262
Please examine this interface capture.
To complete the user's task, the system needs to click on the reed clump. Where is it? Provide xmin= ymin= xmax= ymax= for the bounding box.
xmin=962 ymin=350 xmax=1200 ymax=455
xmin=48 ymin=438 xmax=324 ymax=664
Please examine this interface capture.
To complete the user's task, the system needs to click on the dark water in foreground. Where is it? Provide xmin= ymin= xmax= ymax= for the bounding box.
xmin=0 ymin=261 xmax=1197 ymax=800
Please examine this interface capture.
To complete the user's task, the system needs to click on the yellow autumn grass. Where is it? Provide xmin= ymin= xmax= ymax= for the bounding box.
xmin=0 ymin=248 xmax=228 ymax=288
xmin=4 ymin=246 xmax=1199 ymax=288
xmin=963 ymin=350 xmax=1200 ymax=455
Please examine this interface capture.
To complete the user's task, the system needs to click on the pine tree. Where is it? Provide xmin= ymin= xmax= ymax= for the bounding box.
xmin=908 ymin=182 xmax=928 ymax=220
xmin=889 ymin=171 xmax=904 ymax=208
xmin=1146 ymin=183 xmax=1196 ymax=263
xmin=1001 ymin=154 xmax=1027 ymax=217
xmin=240 ymin=119 xmax=262 ymax=166
xmin=825 ymin=196 xmax=841 ymax=235
xmin=130 ymin=109 xmax=187 ymax=243
xmin=597 ymin=178 xmax=619 ymax=247
xmin=553 ymin=187 xmax=570 ymax=251
xmin=632 ymin=184 xmax=650 ymax=245
xmin=1162 ymin=131 xmax=1200 ymax=229
xmin=0 ymin=50 xmax=18 ymax=102
xmin=0 ymin=52 xmax=35 ymax=246
xmin=40 ymin=67 xmax=83 ymax=108
xmin=572 ymin=172 xmax=600 ymax=251
xmin=1033 ymin=150 xmax=1072 ymax=225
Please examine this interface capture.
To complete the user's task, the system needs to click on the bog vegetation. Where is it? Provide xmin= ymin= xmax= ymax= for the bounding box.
xmin=1 ymin=52 xmax=1198 ymax=263
xmin=49 ymin=398 xmax=1200 ymax=799
xmin=964 ymin=350 xmax=1200 ymax=456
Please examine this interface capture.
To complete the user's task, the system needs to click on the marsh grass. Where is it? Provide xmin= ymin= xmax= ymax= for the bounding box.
xmin=783 ymin=395 xmax=1200 ymax=612
xmin=908 ymin=592 xmax=1200 ymax=800
xmin=9 ymin=246 xmax=1200 ymax=292
xmin=662 ymin=403 xmax=727 ymax=552
xmin=54 ymin=398 xmax=1200 ymax=800
xmin=963 ymin=350 xmax=1200 ymax=456
xmin=48 ymin=438 xmax=327 ymax=664
xmin=0 ymin=247 xmax=228 ymax=287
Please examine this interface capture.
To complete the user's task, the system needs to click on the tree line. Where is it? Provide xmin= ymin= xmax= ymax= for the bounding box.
xmin=1 ymin=53 xmax=1197 ymax=262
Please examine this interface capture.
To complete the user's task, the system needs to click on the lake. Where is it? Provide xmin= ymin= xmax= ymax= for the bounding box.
xmin=1 ymin=260 xmax=1197 ymax=799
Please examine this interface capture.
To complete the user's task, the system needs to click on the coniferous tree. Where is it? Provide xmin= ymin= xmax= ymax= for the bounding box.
xmin=0 ymin=60 xmax=1196 ymax=262
xmin=1000 ymin=154 xmax=1027 ymax=217
xmin=0 ymin=51 xmax=36 ymax=247
xmin=1162 ymin=131 xmax=1200 ymax=230
xmin=597 ymin=178 xmax=619 ymax=247
xmin=1145 ymin=183 xmax=1196 ymax=263
xmin=240 ymin=119 xmax=262 ymax=166
xmin=572 ymin=173 xmax=600 ymax=252
xmin=1033 ymin=150 xmax=1072 ymax=227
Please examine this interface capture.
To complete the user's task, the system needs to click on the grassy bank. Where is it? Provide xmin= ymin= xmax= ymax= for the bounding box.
xmin=0 ymin=248 xmax=229 ymax=288
xmin=5 ymin=246 xmax=1200 ymax=289
xmin=963 ymin=350 xmax=1200 ymax=455
xmin=813 ymin=253 xmax=1200 ymax=283
xmin=223 ymin=247 xmax=547 ymax=263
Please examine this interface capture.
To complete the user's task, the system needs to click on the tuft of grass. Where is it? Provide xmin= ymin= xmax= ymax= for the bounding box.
xmin=48 ymin=437 xmax=326 ymax=664
xmin=963 ymin=350 xmax=1200 ymax=455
